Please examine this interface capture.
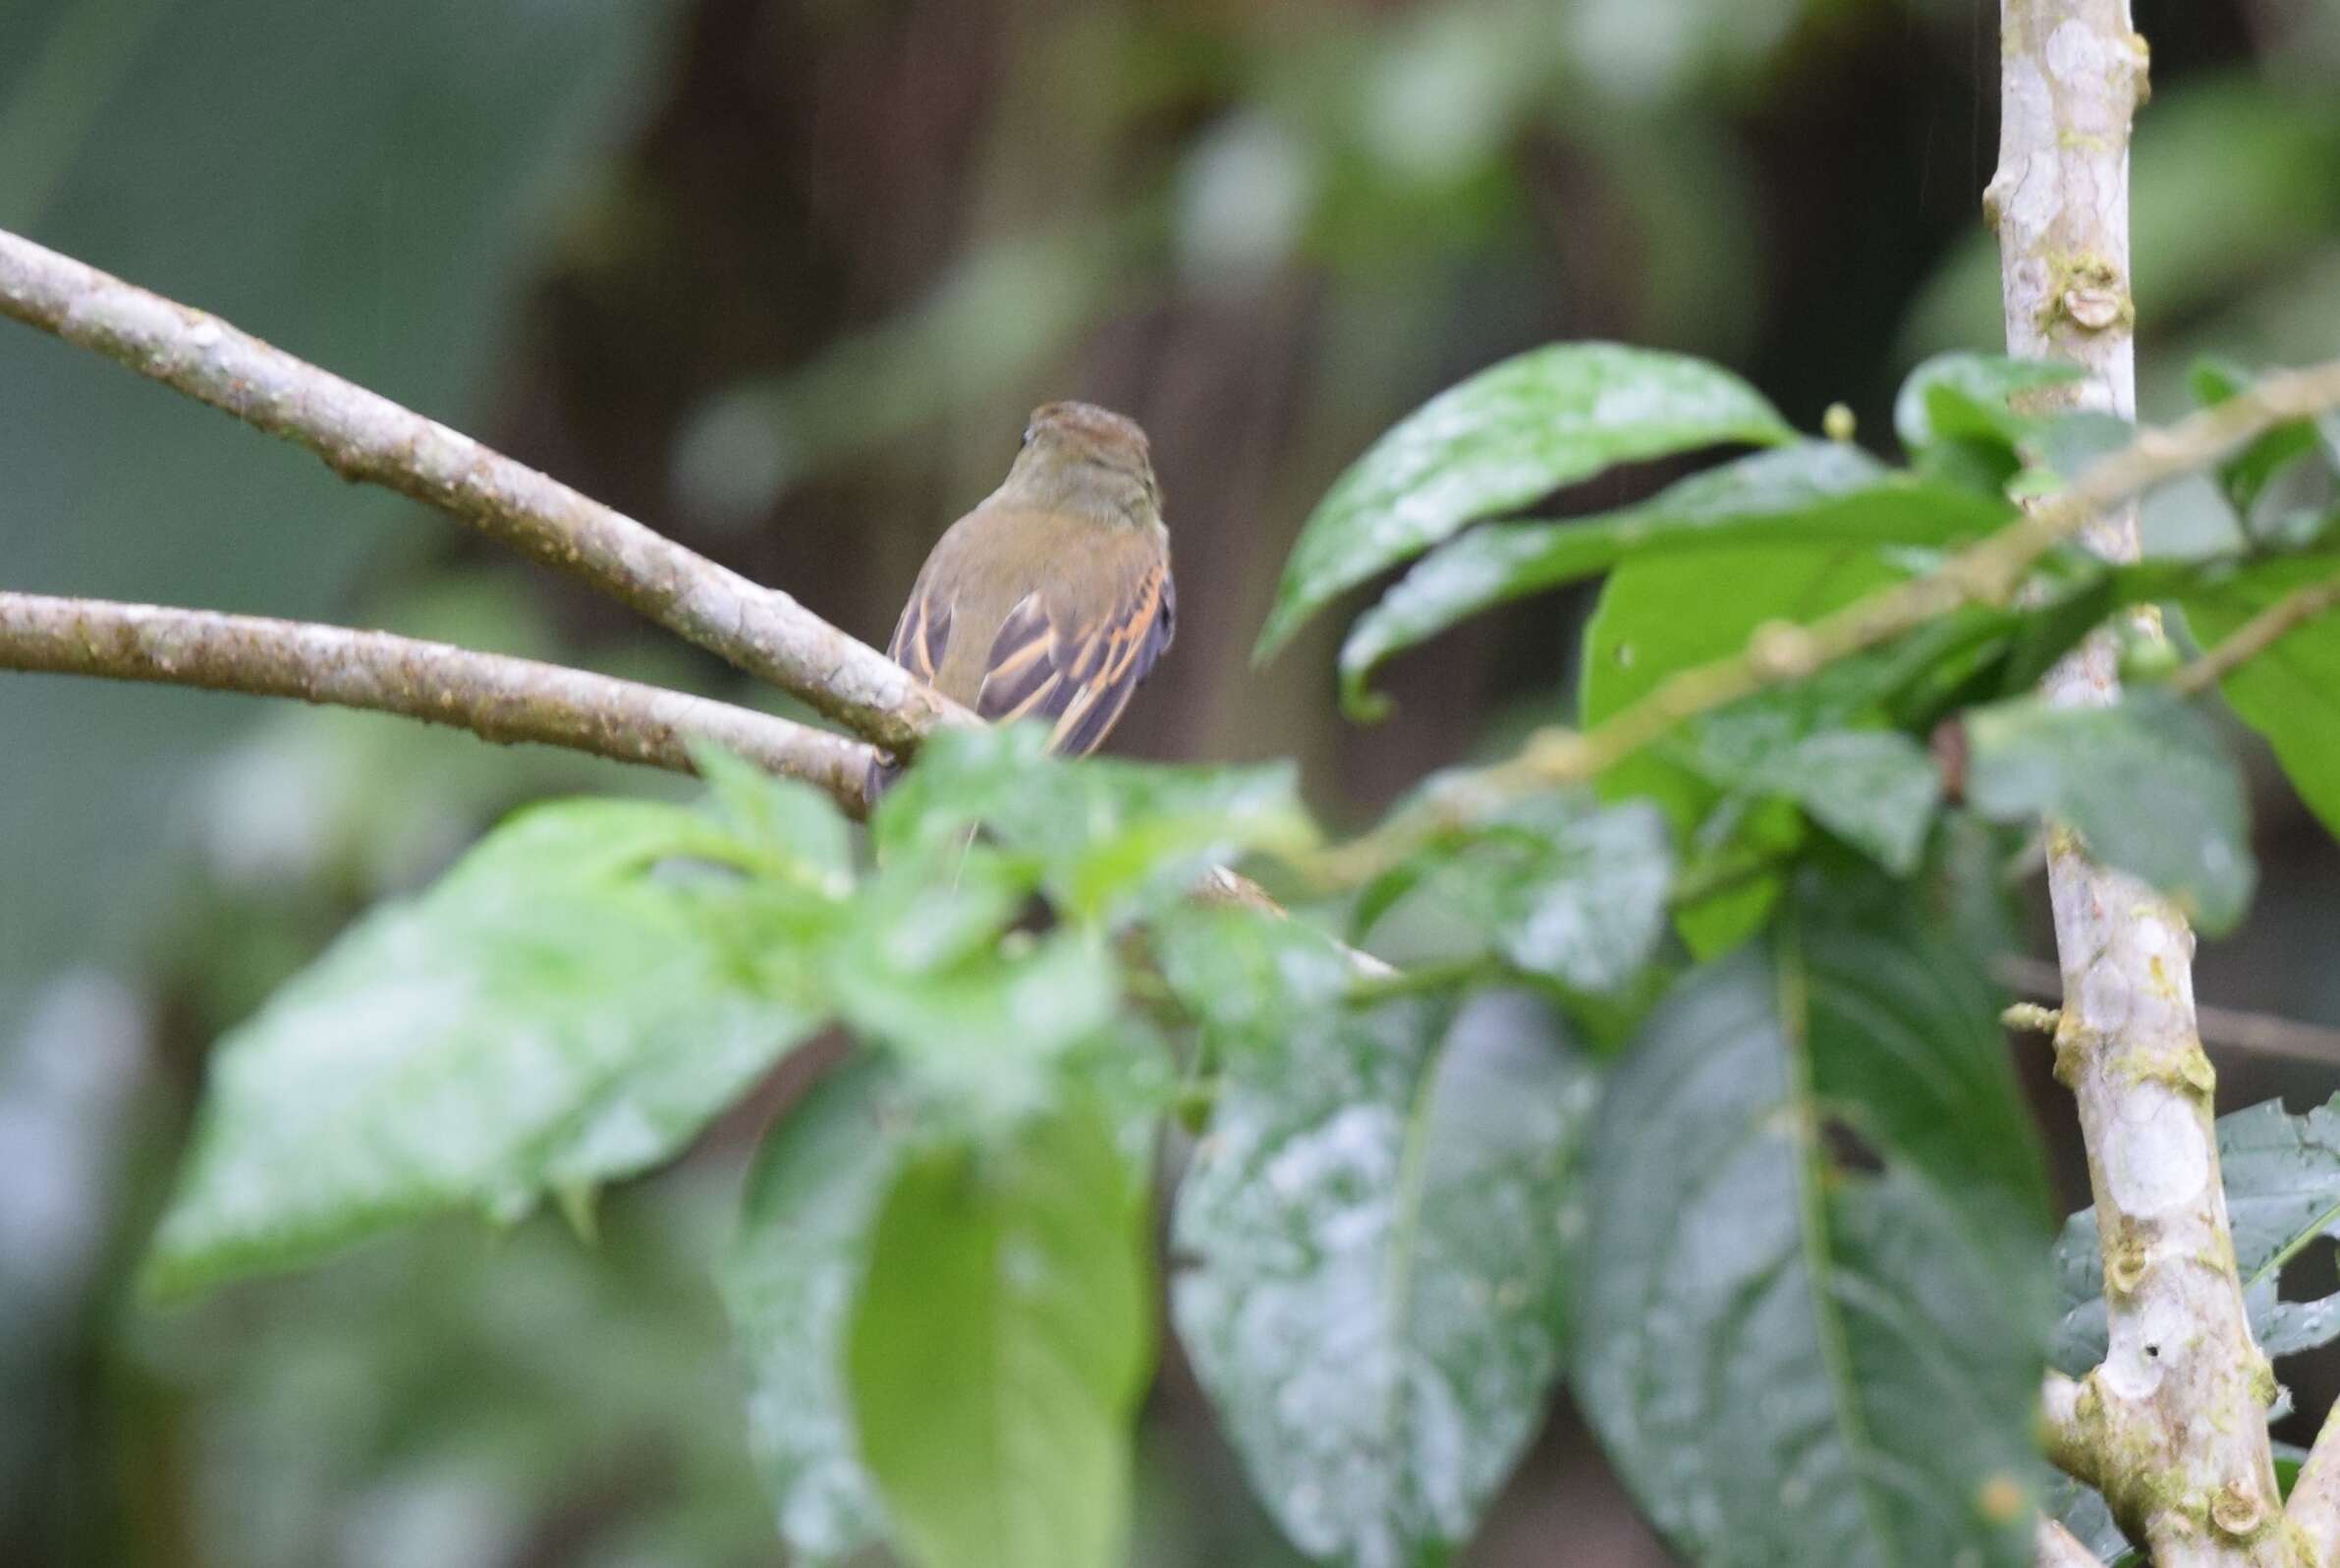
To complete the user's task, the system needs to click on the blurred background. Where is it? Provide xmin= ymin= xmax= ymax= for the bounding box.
xmin=4 ymin=0 xmax=2340 ymax=1563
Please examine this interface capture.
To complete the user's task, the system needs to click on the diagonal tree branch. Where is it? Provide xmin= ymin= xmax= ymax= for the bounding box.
xmin=0 ymin=226 xmax=967 ymax=755
xmin=0 ymin=227 xmax=1368 ymax=972
xmin=0 ymin=590 xmax=876 ymax=811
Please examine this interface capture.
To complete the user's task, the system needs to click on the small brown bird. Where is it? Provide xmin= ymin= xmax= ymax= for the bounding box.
xmin=867 ymin=401 xmax=1175 ymax=802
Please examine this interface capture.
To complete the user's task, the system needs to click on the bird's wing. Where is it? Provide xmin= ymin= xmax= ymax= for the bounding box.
xmin=885 ymin=576 xmax=953 ymax=687
xmin=976 ymin=554 xmax=1175 ymax=756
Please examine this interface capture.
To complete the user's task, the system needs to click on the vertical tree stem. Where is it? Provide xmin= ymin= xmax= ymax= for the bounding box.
xmin=1991 ymin=5 xmax=2285 ymax=1564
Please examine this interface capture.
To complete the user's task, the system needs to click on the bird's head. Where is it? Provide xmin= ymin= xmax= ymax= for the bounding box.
xmin=1002 ymin=401 xmax=1163 ymax=526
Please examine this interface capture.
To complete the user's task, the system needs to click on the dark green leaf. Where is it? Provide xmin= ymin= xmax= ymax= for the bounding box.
xmin=146 ymin=800 xmax=830 ymax=1297
xmin=872 ymin=726 xmax=1314 ymax=925
xmin=1356 ymin=791 xmax=1673 ymax=995
xmin=847 ymin=1099 xmax=1152 ymax=1568
xmin=2055 ymin=1096 xmax=2340 ymax=1372
xmin=1338 ymin=443 xmax=2009 ymax=717
xmin=1670 ymin=650 xmax=1962 ymax=876
xmin=1257 ymin=343 xmax=1794 ymax=659
xmin=1575 ymin=894 xmax=2053 ymax=1568
xmin=1174 ymin=989 xmax=1595 ymax=1567
xmin=720 ymin=1057 xmax=911 ymax=1566
xmin=2179 ymin=556 xmax=2340 ymax=847
xmin=1964 ymin=691 xmax=2255 ymax=934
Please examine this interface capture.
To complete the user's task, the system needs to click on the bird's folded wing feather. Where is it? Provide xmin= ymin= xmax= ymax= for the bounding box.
xmin=976 ymin=560 xmax=1175 ymax=756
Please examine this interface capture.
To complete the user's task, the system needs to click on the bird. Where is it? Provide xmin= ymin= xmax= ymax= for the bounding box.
xmin=865 ymin=400 xmax=1175 ymax=805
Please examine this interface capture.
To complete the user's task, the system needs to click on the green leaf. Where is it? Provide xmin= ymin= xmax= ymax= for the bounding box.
xmin=1174 ymin=988 xmax=1595 ymax=1567
xmin=830 ymin=847 xmax=1117 ymax=1126
xmin=1692 ymin=729 xmax=1942 ymax=874
xmin=1963 ymin=690 xmax=2256 ymax=934
xmin=1256 ymin=343 xmax=1795 ymax=660
xmin=1337 ymin=443 xmax=2009 ymax=717
xmin=692 ymin=741 xmax=856 ymax=895
xmin=2055 ymin=1096 xmax=2340 ymax=1372
xmin=1581 ymin=538 xmax=1910 ymax=957
xmin=1356 ymin=790 xmax=1674 ymax=995
xmin=2190 ymin=357 xmax=2336 ymax=525
xmin=872 ymin=726 xmax=1315 ymax=925
xmin=146 ymin=800 xmax=831 ymax=1298
xmin=847 ymin=1099 xmax=1152 ymax=1568
xmin=2179 ymin=556 xmax=2340 ymax=847
xmin=1574 ymin=892 xmax=2054 ymax=1568
xmin=720 ymin=1057 xmax=911 ymax=1566
xmin=1893 ymin=353 xmax=2082 ymax=452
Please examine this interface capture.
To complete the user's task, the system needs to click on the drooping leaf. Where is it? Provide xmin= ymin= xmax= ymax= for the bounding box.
xmin=1338 ymin=442 xmax=2009 ymax=716
xmin=847 ymin=1099 xmax=1152 ymax=1568
xmin=720 ymin=1057 xmax=910 ymax=1566
xmin=2178 ymin=555 xmax=2340 ymax=847
xmin=1354 ymin=789 xmax=1674 ymax=996
xmin=2055 ymin=1096 xmax=2340 ymax=1372
xmin=1964 ymin=690 xmax=2256 ymax=934
xmin=872 ymin=726 xmax=1315 ymax=925
xmin=146 ymin=800 xmax=832 ymax=1297
xmin=1575 ymin=890 xmax=2054 ymax=1568
xmin=1257 ymin=343 xmax=1795 ymax=660
xmin=1174 ymin=988 xmax=1595 ymax=1568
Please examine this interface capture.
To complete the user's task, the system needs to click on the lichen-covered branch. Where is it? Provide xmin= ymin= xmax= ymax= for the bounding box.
xmin=0 ymin=226 xmax=967 ymax=754
xmin=1992 ymin=5 xmax=2284 ymax=1565
xmin=0 ymin=591 xmax=875 ymax=811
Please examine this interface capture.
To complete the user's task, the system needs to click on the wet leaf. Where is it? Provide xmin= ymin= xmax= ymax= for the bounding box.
xmin=1174 ymin=989 xmax=1595 ymax=1567
xmin=1257 ymin=343 xmax=1794 ymax=660
xmin=146 ymin=800 xmax=831 ymax=1297
xmin=720 ymin=1057 xmax=910 ymax=1566
xmin=1355 ymin=791 xmax=1673 ymax=996
xmin=1575 ymin=890 xmax=2053 ymax=1568
xmin=1964 ymin=690 xmax=2255 ymax=934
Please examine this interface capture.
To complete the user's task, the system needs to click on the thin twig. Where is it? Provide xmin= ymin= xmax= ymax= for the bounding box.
xmin=1994 ymin=955 xmax=2340 ymax=1066
xmin=0 ymin=226 xmax=967 ymax=753
xmin=2172 ymin=569 xmax=2340 ymax=696
xmin=1311 ymin=353 xmax=2340 ymax=885
xmin=0 ymin=591 xmax=875 ymax=812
